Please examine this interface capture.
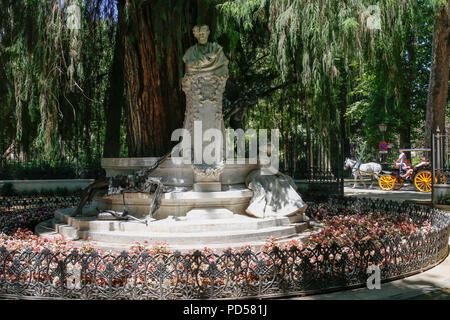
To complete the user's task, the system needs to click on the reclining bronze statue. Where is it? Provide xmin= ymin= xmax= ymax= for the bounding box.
xmin=71 ymin=153 xmax=170 ymax=221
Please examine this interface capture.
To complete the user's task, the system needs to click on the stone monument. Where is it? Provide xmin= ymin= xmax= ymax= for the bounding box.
xmin=37 ymin=25 xmax=309 ymax=251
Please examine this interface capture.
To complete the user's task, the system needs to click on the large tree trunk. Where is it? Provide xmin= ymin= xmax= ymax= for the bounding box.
xmin=121 ymin=0 xmax=216 ymax=157
xmin=103 ymin=0 xmax=125 ymax=158
xmin=425 ymin=3 xmax=450 ymax=147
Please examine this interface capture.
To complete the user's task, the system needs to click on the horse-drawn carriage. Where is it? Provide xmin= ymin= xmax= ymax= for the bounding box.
xmin=377 ymin=148 xmax=437 ymax=193
xmin=345 ymin=148 xmax=445 ymax=193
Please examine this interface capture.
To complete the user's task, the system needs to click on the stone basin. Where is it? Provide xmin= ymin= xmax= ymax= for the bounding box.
xmin=92 ymin=184 xmax=254 ymax=219
xmin=101 ymin=157 xmax=260 ymax=187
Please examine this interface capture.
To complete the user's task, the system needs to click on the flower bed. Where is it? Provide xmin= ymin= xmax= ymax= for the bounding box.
xmin=305 ymin=202 xmax=433 ymax=246
xmin=0 ymin=197 xmax=448 ymax=299
xmin=0 ymin=208 xmax=56 ymax=235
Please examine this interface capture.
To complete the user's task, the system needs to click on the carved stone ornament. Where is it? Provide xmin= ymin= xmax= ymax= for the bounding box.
xmin=192 ymin=163 xmax=225 ymax=178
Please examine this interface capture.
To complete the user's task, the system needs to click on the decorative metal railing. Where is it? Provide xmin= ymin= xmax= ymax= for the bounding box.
xmin=292 ymin=169 xmax=339 ymax=183
xmin=0 ymin=159 xmax=103 ymax=180
xmin=0 ymin=196 xmax=80 ymax=211
xmin=0 ymin=198 xmax=449 ymax=299
xmin=293 ymin=169 xmax=343 ymax=201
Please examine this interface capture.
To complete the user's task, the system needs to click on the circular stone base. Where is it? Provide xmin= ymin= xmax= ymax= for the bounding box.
xmin=37 ymin=158 xmax=312 ymax=251
xmin=36 ymin=205 xmax=310 ymax=252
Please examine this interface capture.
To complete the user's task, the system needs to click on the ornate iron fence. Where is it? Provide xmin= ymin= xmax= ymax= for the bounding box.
xmin=0 ymin=159 xmax=103 ymax=180
xmin=293 ymin=169 xmax=343 ymax=201
xmin=0 ymin=198 xmax=448 ymax=300
xmin=288 ymin=126 xmax=345 ymax=199
xmin=0 ymin=196 xmax=80 ymax=211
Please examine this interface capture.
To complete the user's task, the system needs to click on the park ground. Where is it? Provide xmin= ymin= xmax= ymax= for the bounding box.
xmin=344 ymin=185 xmax=431 ymax=204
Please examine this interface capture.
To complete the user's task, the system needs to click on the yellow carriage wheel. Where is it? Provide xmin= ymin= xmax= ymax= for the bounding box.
xmin=414 ymin=171 xmax=432 ymax=193
xmin=379 ymin=175 xmax=396 ymax=191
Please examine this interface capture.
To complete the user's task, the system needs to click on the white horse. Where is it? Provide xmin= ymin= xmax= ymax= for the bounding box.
xmin=344 ymin=158 xmax=382 ymax=189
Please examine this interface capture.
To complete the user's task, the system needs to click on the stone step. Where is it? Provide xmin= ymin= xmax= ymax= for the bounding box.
xmin=45 ymin=216 xmax=302 ymax=245
xmin=36 ymin=220 xmax=315 ymax=253
xmin=53 ymin=208 xmax=296 ymax=234
xmin=145 ymin=216 xmax=291 ymax=233
xmin=53 ymin=223 xmax=81 ymax=240
xmin=71 ymin=224 xmax=300 ymax=245
xmin=37 ymin=193 xmax=313 ymax=250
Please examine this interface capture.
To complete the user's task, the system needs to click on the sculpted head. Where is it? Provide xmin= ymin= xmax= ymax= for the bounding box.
xmin=193 ymin=25 xmax=210 ymax=45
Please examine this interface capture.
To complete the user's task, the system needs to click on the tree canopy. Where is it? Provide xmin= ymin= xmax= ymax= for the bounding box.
xmin=0 ymin=0 xmax=448 ymax=174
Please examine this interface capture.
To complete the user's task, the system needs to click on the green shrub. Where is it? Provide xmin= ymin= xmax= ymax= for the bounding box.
xmin=0 ymin=160 xmax=103 ymax=180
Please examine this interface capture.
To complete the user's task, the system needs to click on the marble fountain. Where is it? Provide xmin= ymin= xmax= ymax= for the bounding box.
xmin=37 ymin=25 xmax=310 ymax=251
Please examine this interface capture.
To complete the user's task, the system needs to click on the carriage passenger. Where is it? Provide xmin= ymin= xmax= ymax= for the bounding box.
xmin=395 ymin=151 xmax=412 ymax=178
xmin=395 ymin=151 xmax=406 ymax=167
xmin=404 ymin=157 xmax=429 ymax=179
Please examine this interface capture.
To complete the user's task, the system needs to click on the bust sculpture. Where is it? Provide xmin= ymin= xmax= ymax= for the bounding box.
xmin=183 ymin=25 xmax=229 ymax=77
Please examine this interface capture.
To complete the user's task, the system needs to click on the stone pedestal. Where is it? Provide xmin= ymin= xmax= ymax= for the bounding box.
xmin=192 ymin=163 xmax=224 ymax=192
xmin=182 ymin=72 xmax=228 ymax=194
xmin=182 ymin=73 xmax=227 ymax=139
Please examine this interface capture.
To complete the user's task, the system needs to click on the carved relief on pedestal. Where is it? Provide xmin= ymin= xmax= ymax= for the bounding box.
xmin=182 ymin=73 xmax=228 ymax=133
xmin=192 ymin=163 xmax=225 ymax=179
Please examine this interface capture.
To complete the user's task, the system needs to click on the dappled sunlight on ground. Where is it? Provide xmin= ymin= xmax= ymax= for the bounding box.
xmin=410 ymin=287 xmax=450 ymax=300
xmin=344 ymin=187 xmax=431 ymax=204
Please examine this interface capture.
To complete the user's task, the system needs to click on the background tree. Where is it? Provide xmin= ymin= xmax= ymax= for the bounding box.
xmin=0 ymin=0 xmax=448 ymax=179
xmin=425 ymin=0 xmax=450 ymax=146
xmin=120 ymin=0 xmax=221 ymax=157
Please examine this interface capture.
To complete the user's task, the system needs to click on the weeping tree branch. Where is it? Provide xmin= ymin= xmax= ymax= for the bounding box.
xmin=224 ymin=81 xmax=294 ymax=124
